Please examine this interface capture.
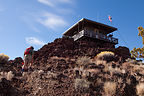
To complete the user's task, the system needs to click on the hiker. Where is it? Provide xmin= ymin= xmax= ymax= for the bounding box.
xmin=22 ymin=46 xmax=34 ymax=72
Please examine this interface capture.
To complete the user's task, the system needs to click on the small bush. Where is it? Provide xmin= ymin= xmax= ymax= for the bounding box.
xmin=108 ymin=66 xmax=126 ymax=74
xmin=103 ymin=81 xmax=117 ymax=96
xmin=0 ymin=71 xmax=14 ymax=82
xmin=74 ymin=78 xmax=90 ymax=93
xmin=95 ymin=51 xmax=115 ymax=62
xmin=6 ymin=71 xmax=14 ymax=81
xmin=136 ymin=83 xmax=144 ymax=96
xmin=95 ymin=60 xmax=107 ymax=65
xmin=126 ymin=78 xmax=131 ymax=85
xmin=126 ymin=58 xmax=140 ymax=65
xmin=117 ymin=78 xmax=123 ymax=84
xmin=76 ymin=56 xmax=91 ymax=68
xmin=0 ymin=53 xmax=9 ymax=63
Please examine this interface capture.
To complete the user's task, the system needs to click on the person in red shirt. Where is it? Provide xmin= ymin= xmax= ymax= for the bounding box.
xmin=22 ymin=46 xmax=34 ymax=72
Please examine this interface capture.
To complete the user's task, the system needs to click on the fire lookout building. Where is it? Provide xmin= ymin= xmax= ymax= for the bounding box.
xmin=63 ymin=18 xmax=118 ymax=45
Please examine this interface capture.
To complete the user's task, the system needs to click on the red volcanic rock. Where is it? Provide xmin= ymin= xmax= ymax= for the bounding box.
xmin=33 ymin=37 xmax=131 ymax=65
xmin=0 ymin=37 xmax=134 ymax=96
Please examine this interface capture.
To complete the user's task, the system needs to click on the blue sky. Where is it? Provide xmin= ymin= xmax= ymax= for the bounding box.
xmin=0 ymin=0 xmax=143 ymax=59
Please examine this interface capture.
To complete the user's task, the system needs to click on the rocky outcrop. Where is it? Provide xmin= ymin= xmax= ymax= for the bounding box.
xmin=34 ymin=37 xmax=131 ymax=65
xmin=0 ymin=37 xmax=135 ymax=96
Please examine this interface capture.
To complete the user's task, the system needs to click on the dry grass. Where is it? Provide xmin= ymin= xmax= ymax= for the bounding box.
xmin=122 ymin=62 xmax=144 ymax=78
xmin=50 ymin=56 xmax=70 ymax=61
xmin=38 ymin=70 xmax=44 ymax=74
xmin=86 ymin=69 xmax=100 ymax=74
xmin=126 ymin=78 xmax=131 ymax=85
xmin=136 ymin=83 xmax=144 ymax=96
xmin=109 ymin=67 xmax=125 ymax=74
xmin=0 ymin=53 xmax=9 ymax=63
xmin=103 ymin=64 xmax=126 ymax=76
xmin=103 ymin=81 xmax=117 ymax=96
xmin=76 ymin=56 xmax=91 ymax=68
xmin=97 ymin=51 xmax=114 ymax=57
xmin=94 ymin=59 xmax=126 ymax=75
xmin=94 ymin=51 xmax=115 ymax=62
xmin=95 ymin=60 xmax=107 ymax=65
xmin=133 ymin=65 xmax=144 ymax=73
xmin=74 ymin=78 xmax=90 ymax=92
xmin=74 ymin=67 xmax=95 ymax=78
xmin=126 ymin=58 xmax=144 ymax=65
xmin=0 ymin=71 xmax=14 ymax=81
xmin=117 ymin=78 xmax=123 ymax=84
xmin=6 ymin=71 xmax=14 ymax=81
xmin=93 ymin=78 xmax=103 ymax=88
xmin=96 ymin=79 xmax=103 ymax=85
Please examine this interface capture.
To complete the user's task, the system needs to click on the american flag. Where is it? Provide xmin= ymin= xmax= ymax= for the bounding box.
xmin=108 ymin=15 xmax=112 ymax=22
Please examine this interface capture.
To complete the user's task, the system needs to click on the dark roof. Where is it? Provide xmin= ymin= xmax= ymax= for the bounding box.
xmin=63 ymin=18 xmax=117 ymax=36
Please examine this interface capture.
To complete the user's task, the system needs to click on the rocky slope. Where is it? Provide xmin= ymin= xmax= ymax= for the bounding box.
xmin=1 ymin=37 xmax=144 ymax=96
xmin=33 ymin=38 xmax=130 ymax=65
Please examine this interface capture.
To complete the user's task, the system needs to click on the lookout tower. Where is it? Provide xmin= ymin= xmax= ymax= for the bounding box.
xmin=63 ymin=18 xmax=118 ymax=44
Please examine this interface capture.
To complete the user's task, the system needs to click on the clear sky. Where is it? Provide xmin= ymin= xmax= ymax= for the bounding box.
xmin=0 ymin=0 xmax=143 ymax=59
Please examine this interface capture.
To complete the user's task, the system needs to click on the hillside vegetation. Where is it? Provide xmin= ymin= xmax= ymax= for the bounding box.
xmin=0 ymin=38 xmax=144 ymax=96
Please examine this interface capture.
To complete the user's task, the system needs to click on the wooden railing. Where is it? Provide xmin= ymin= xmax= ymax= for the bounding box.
xmin=72 ymin=30 xmax=118 ymax=44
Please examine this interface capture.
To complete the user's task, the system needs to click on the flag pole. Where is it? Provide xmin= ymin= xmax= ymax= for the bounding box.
xmin=108 ymin=15 xmax=113 ymax=35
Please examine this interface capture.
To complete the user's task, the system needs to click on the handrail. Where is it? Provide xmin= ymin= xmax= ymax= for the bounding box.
xmin=84 ymin=30 xmax=118 ymax=44
xmin=72 ymin=30 xmax=118 ymax=44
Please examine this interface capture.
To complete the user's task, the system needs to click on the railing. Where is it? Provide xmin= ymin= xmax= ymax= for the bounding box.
xmin=72 ymin=30 xmax=84 ymax=41
xmin=72 ymin=30 xmax=118 ymax=44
